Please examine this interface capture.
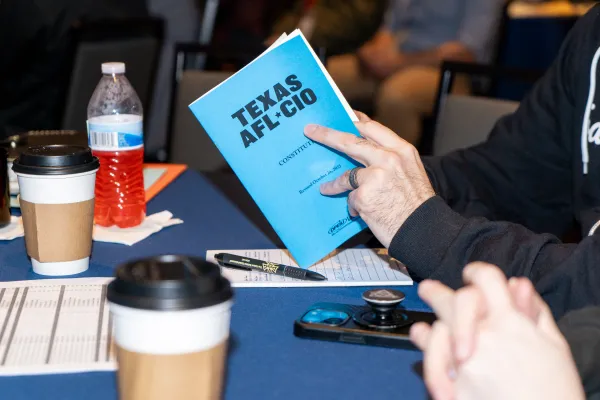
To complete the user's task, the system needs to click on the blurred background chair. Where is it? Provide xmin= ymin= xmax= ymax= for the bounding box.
xmin=60 ymin=17 xmax=164 ymax=146
xmin=430 ymin=61 xmax=543 ymax=156
xmin=433 ymin=95 xmax=519 ymax=156
xmin=166 ymin=68 xmax=232 ymax=171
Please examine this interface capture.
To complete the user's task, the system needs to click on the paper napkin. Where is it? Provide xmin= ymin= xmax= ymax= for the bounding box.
xmin=0 ymin=211 xmax=182 ymax=245
xmin=93 ymin=211 xmax=183 ymax=245
xmin=0 ymin=217 xmax=24 ymax=240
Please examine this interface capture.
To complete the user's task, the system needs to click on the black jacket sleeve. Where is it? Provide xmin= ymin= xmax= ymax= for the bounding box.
xmin=389 ymin=196 xmax=600 ymax=319
xmin=388 ymin=9 xmax=600 ymax=319
xmin=559 ymin=307 xmax=600 ymax=399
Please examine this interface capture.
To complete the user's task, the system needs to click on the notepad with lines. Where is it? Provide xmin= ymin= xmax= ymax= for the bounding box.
xmin=205 ymin=248 xmax=413 ymax=287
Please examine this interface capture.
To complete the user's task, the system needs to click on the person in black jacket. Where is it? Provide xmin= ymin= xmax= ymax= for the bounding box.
xmin=558 ymin=307 xmax=600 ymax=399
xmin=304 ymin=5 xmax=600 ymax=321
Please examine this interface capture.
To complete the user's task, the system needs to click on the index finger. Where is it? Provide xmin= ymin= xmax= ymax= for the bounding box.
xmin=355 ymin=119 xmax=407 ymax=149
xmin=423 ymin=322 xmax=455 ymax=400
xmin=462 ymin=262 xmax=512 ymax=315
xmin=418 ymin=280 xmax=455 ymax=323
xmin=452 ymin=286 xmax=485 ymax=363
xmin=304 ymin=124 xmax=384 ymax=166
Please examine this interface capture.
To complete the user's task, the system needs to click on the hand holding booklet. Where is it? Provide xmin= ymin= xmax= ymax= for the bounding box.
xmin=189 ymin=30 xmax=368 ymax=267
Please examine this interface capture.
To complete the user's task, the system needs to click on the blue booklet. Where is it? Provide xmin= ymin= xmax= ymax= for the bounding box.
xmin=189 ymin=30 xmax=367 ymax=267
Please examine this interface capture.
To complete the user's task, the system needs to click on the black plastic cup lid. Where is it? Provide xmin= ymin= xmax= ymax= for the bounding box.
xmin=107 ymin=255 xmax=233 ymax=311
xmin=12 ymin=145 xmax=100 ymax=175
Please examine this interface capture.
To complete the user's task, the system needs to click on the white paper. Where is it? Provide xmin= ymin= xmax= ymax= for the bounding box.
xmin=206 ymin=248 xmax=413 ymax=288
xmin=0 ymin=216 xmax=24 ymax=241
xmin=0 ymin=278 xmax=115 ymax=376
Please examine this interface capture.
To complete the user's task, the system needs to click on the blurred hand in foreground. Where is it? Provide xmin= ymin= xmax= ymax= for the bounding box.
xmin=410 ymin=262 xmax=584 ymax=400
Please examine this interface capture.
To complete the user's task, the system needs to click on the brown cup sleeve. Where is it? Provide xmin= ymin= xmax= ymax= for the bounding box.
xmin=20 ymin=199 xmax=94 ymax=262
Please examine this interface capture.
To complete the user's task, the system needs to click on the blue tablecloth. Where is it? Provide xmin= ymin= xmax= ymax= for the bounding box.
xmin=0 ymin=170 xmax=429 ymax=400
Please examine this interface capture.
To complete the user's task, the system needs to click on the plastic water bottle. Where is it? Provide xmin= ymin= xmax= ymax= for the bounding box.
xmin=87 ymin=62 xmax=146 ymax=228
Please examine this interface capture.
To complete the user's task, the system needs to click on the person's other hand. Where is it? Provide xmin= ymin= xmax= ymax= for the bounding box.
xmin=413 ymin=271 xmax=553 ymax=363
xmin=359 ymin=48 xmax=404 ymax=80
xmin=410 ymin=262 xmax=584 ymax=400
xmin=358 ymin=30 xmax=396 ymax=59
xmin=357 ymin=31 xmax=403 ymax=79
xmin=304 ymin=112 xmax=435 ymax=247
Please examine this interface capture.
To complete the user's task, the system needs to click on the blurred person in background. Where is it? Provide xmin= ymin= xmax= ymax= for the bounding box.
xmin=328 ymin=0 xmax=505 ymax=145
xmin=266 ymin=0 xmax=388 ymax=57
xmin=0 ymin=0 xmax=147 ymax=140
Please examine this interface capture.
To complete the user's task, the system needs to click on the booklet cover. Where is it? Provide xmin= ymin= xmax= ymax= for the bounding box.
xmin=189 ymin=30 xmax=367 ymax=267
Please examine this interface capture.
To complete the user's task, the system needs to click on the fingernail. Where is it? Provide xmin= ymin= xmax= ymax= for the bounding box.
xmin=448 ymin=368 xmax=457 ymax=380
xmin=304 ymin=124 xmax=319 ymax=135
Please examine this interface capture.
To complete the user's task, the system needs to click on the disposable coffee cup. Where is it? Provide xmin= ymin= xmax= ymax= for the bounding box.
xmin=12 ymin=145 xmax=99 ymax=275
xmin=107 ymin=255 xmax=234 ymax=400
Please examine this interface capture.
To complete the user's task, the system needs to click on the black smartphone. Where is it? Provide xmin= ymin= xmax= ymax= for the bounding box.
xmin=294 ymin=302 xmax=436 ymax=350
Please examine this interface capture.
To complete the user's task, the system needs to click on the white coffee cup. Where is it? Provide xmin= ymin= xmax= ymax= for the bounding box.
xmin=12 ymin=145 xmax=100 ymax=275
xmin=107 ymin=255 xmax=234 ymax=400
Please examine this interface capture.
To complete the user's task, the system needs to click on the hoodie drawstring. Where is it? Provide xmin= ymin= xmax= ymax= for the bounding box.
xmin=581 ymin=46 xmax=600 ymax=174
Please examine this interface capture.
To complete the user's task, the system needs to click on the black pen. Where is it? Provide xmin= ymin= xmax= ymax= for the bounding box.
xmin=214 ymin=253 xmax=327 ymax=281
